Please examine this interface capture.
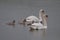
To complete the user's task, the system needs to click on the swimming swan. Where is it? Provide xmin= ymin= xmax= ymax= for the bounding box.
xmin=30 ymin=10 xmax=48 ymax=30
xmin=22 ymin=9 xmax=44 ymax=25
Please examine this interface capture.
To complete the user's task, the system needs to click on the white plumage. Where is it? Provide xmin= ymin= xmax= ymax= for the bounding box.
xmin=30 ymin=9 xmax=48 ymax=30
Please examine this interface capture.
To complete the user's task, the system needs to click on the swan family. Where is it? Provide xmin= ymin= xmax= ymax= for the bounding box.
xmin=6 ymin=9 xmax=48 ymax=30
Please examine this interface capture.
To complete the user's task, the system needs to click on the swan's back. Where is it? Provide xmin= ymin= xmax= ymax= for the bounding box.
xmin=32 ymin=23 xmax=43 ymax=27
xmin=26 ymin=16 xmax=39 ymax=22
xmin=30 ymin=23 xmax=44 ymax=29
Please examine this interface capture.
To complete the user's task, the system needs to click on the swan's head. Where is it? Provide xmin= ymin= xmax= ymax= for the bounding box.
xmin=40 ymin=9 xmax=45 ymax=13
xmin=44 ymin=14 xmax=48 ymax=21
xmin=45 ymin=15 xmax=48 ymax=18
xmin=46 ymin=14 xmax=48 ymax=21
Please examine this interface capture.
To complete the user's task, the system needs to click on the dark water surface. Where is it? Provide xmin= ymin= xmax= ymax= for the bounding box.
xmin=0 ymin=0 xmax=60 ymax=40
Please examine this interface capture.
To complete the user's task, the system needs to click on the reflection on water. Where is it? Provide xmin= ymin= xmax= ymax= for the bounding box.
xmin=29 ymin=29 xmax=47 ymax=40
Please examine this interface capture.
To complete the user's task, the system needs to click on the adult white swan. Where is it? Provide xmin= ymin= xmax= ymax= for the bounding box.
xmin=21 ymin=9 xmax=44 ymax=25
xmin=30 ymin=10 xmax=48 ymax=30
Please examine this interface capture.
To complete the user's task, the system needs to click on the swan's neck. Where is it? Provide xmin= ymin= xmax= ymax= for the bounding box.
xmin=39 ymin=10 xmax=47 ymax=26
xmin=42 ymin=14 xmax=47 ymax=26
xmin=39 ymin=12 xmax=42 ymax=21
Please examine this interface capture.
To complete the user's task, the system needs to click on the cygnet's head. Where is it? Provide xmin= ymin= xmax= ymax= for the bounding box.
xmin=13 ymin=20 xmax=15 ymax=23
xmin=23 ymin=19 xmax=26 ymax=22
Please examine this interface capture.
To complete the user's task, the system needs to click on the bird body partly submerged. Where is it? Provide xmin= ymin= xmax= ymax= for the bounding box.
xmin=6 ymin=20 xmax=15 ymax=25
xmin=30 ymin=23 xmax=47 ymax=30
xmin=30 ymin=9 xmax=48 ymax=30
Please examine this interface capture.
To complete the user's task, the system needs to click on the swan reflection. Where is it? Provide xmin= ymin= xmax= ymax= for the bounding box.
xmin=29 ymin=29 xmax=47 ymax=40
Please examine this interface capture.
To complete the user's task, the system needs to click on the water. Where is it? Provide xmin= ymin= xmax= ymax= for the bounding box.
xmin=0 ymin=0 xmax=60 ymax=40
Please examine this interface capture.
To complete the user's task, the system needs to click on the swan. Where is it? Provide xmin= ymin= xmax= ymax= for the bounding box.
xmin=21 ymin=9 xmax=44 ymax=25
xmin=30 ymin=10 xmax=48 ymax=30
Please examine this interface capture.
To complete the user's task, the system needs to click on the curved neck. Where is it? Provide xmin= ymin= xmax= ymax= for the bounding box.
xmin=39 ymin=12 xmax=42 ymax=21
xmin=39 ymin=9 xmax=47 ymax=26
xmin=42 ymin=14 xmax=47 ymax=26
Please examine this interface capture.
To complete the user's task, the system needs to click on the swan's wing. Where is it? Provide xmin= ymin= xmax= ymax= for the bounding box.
xmin=26 ymin=16 xmax=39 ymax=22
xmin=30 ymin=23 xmax=43 ymax=29
xmin=32 ymin=23 xmax=43 ymax=27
